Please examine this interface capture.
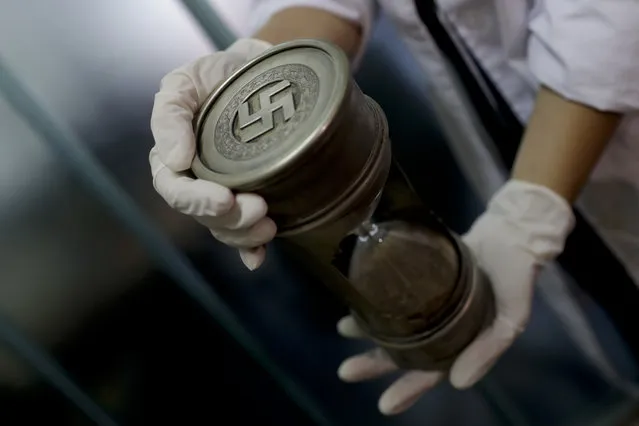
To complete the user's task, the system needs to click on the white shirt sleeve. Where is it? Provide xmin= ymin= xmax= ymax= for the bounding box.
xmin=528 ymin=2 xmax=639 ymax=113
xmin=245 ymin=0 xmax=377 ymax=69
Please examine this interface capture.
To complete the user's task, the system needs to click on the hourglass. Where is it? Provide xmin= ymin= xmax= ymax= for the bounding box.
xmin=191 ymin=39 xmax=494 ymax=370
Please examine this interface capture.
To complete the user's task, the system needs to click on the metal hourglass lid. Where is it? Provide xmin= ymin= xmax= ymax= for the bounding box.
xmin=191 ymin=39 xmax=390 ymax=235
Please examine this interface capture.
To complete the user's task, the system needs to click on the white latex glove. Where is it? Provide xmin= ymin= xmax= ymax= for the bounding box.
xmin=150 ymin=39 xmax=275 ymax=270
xmin=336 ymin=180 xmax=576 ymax=415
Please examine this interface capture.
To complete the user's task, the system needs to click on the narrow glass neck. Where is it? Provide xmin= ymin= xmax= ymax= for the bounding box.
xmin=354 ymin=220 xmax=380 ymax=241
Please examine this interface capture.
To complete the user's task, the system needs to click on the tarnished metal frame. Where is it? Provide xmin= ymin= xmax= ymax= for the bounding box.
xmin=354 ymin=235 xmax=495 ymax=371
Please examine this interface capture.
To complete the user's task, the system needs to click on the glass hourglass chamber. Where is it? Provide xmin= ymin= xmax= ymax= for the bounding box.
xmin=191 ymin=39 xmax=494 ymax=371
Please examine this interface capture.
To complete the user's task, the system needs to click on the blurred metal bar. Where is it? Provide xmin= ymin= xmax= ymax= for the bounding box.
xmin=0 ymin=57 xmax=331 ymax=426
xmin=0 ymin=312 xmax=119 ymax=426
xmin=179 ymin=0 xmax=236 ymax=49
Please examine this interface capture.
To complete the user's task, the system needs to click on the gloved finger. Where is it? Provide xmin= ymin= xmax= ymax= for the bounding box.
xmin=151 ymin=148 xmax=233 ymax=217
xmin=379 ymin=370 xmax=444 ymax=416
xmin=449 ymin=314 xmax=523 ymax=389
xmin=195 ymin=193 xmax=267 ymax=230
xmin=151 ymin=58 xmax=240 ymax=171
xmin=336 ymin=315 xmax=367 ymax=339
xmin=337 ymin=348 xmax=398 ymax=382
xmin=239 ymin=246 xmax=267 ymax=271
xmin=211 ymin=217 xmax=277 ymax=249
xmin=150 ymin=40 xmax=271 ymax=171
xmin=449 ymin=246 xmax=535 ymax=389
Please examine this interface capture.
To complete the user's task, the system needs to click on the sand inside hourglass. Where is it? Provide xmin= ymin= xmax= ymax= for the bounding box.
xmin=347 ymin=220 xmax=461 ymax=338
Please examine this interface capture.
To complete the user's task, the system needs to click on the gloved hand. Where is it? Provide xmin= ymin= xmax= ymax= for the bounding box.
xmin=150 ymin=39 xmax=276 ymax=270
xmin=336 ymin=180 xmax=576 ymax=415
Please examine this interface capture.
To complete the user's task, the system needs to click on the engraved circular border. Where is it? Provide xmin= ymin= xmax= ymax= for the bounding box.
xmin=214 ymin=64 xmax=320 ymax=161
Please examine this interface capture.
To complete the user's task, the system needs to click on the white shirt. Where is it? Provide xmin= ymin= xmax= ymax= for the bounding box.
xmin=248 ymin=0 xmax=639 ymax=286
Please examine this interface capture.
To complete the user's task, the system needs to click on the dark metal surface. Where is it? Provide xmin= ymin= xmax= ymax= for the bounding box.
xmin=0 ymin=1 xmax=636 ymax=425
xmin=0 ymin=1 xmax=329 ymax=423
xmin=0 ymin=2 xmax=214 ymax=386
xmin=0 ymin=50 xmax=330 ymax=426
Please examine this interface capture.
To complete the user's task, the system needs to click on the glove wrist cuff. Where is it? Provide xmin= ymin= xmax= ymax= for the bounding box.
xmin=226 ymin=38 xmax=273 ymax=58
xmin=484 ymin=179 xmax=576 ymax=260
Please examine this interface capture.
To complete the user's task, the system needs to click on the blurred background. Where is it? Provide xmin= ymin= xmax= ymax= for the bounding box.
xmin=0 ymin=1 xmax=638 ymax=424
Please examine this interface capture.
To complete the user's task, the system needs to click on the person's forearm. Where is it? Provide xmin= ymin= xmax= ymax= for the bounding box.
xmin=253 ymin=7 xmax=362 ymax=59
xmin=512 ymin=86 xmax=621 ymax=203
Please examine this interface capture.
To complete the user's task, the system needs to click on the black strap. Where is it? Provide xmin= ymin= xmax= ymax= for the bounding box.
xmin=413 ymin=0 xmax=639 ymax=360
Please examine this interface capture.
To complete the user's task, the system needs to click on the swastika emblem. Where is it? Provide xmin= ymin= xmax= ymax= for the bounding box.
xmin=214 ymin=64 xmax=319 ymax=161
xmin=234 ymin=79 xmax=296 ymax=143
